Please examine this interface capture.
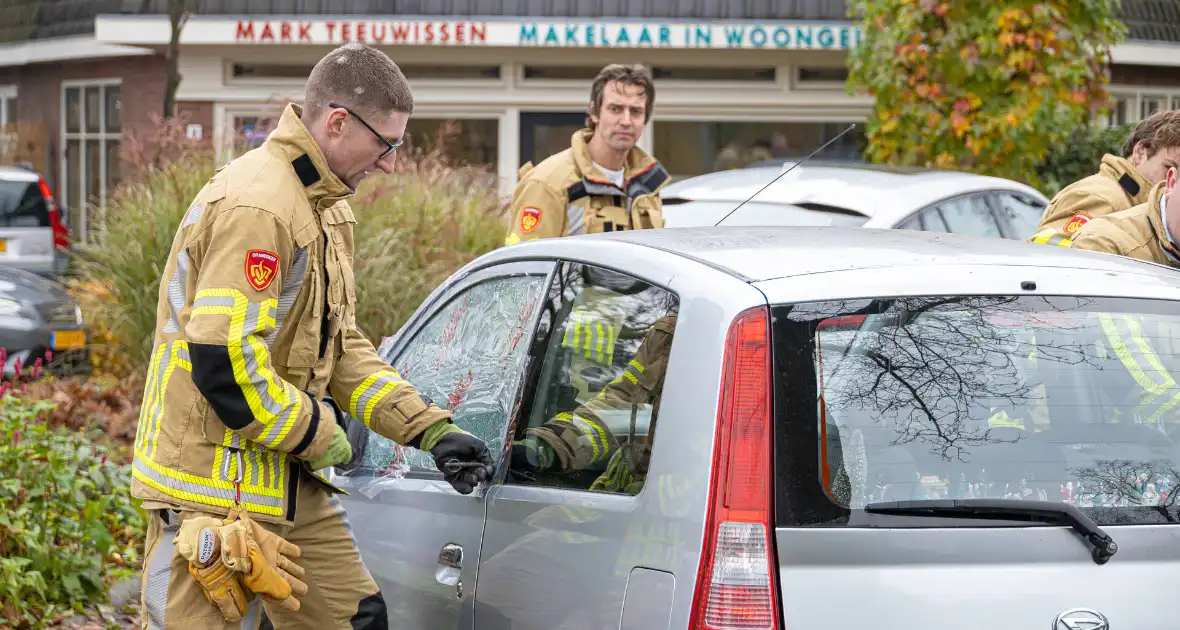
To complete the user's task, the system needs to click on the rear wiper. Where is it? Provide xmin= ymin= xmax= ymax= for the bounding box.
xmin=863 ymin=499 xmax=1119 ymax=565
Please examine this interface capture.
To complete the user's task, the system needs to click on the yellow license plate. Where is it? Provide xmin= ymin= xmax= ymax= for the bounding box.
xmin=0 ymin=239 xmax=7 ymax=253
xmin=51 ymin=330 xmax=86 ymax=350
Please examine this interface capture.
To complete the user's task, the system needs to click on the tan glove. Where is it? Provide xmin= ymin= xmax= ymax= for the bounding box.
xmin=218 ymin=509 xmax=309 ymax=612
xmin=174 ymin=516 xmax=250 ymax=622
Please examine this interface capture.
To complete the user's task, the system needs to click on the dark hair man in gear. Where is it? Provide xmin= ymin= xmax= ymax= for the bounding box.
xmin=1029 ymin=109 xmax=1180 ymax=246
xmin=504 ymin=63 xmax=671 ymax=245
xmin=132 ymin=42 xmax=494 ymax=630
xmin=1068 ymin=164 xmax=1180 ymax=267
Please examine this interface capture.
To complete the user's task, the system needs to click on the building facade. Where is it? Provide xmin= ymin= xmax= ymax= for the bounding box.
xmin=2 ymin=0 xmax=1179 ymax=242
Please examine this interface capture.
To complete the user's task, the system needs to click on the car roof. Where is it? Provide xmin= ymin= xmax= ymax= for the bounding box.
xmin=0 ymin=166 xmax=40 ymax=182
xmin=659 ymin=161 xmax=1047 ymax=223
xmin=499 ymin=226 xmax=1180 ymax=285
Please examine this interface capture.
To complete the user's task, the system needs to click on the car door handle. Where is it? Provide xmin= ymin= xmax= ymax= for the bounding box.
xmin=436 ymin=543 xmax=463 ymax=587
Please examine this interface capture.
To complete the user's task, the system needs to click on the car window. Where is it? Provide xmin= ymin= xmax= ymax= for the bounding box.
xmin=356 ymin=273 xmax=548 ymax=476
xmin=994 ymin=191 xmax=1046 ymax=240
xmin=772 ymin=295 xmax=1180 ymax=527
xmin=506 ymin=262 xmax=679 ymax=495
xmin=935 ymin=195 xmax=1003 ymax=237
xmin=918 ymin=207 xmax=949 ymax=232
xmin=0 ymin=179 xmax=50 ymax=228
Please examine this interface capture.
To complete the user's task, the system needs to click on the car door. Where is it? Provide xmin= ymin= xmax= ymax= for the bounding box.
xmin=474 ymin=261 xmax=685 ymax=630
xmin=330 ymin=260 xmax=554 ymax=630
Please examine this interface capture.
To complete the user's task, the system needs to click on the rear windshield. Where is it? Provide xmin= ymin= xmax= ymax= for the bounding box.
xmin=0 ymin=180 xmax=50 ymax=228
xmin=772 ymin=295 xmax=1180 ymax=527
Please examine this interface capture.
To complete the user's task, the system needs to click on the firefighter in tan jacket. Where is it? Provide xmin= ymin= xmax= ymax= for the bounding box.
xmin=1029 ymin=110 xmax=1180 ymax=247
xmin=504 ymin=64 xmax=671 ymax=245
xmin=133 ymin=44 xmax=494 ymax=630
xmin=1069 ymin=172 xmax=1180 ymax=267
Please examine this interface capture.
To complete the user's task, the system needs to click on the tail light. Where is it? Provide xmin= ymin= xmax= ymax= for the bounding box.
xmin=38 ymin=178 xmax=69 ymax=250
xmin=690 ymin=306 xmax=781 ymax=630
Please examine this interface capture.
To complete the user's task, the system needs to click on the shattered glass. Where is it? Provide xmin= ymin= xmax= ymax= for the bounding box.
xmin=358 ymin=274 xmax=546 ymax=479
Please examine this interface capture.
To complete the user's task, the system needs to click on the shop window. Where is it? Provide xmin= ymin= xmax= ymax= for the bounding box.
xmin=653 ymin=121 xmax=866 ymax=180
xmin=403 ymin=118 xmax=498 ymax=169
xmin=797 ymin=66 xmax=849 ymax=83
xmin=60 ymin=81 xmax=121 ymax=243
xmin=652 ymin=66 xmax=775 ymax=82
xmin=231 ymin=62 xmax=500 ymax=81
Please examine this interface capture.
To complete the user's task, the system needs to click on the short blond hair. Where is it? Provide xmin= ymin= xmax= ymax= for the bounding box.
xmin=304 ymin=43 xmax=414 ymax=122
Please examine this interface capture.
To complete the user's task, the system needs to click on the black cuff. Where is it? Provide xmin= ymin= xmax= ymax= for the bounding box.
xmin=291 ymin=392 xmax=321 ymax=457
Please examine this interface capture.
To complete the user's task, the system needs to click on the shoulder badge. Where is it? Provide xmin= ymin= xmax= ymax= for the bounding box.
xmin=1063 ymin=212 xmax=1092 ymax=235
xmin=245 ymin=249 xmax=279 ymax=291
xmin=521 ymin=207 xmax=541 ymax=233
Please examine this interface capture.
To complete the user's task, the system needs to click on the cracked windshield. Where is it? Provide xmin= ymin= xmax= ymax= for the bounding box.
xmin=805 ymin=295 xmax=1180 ymax=525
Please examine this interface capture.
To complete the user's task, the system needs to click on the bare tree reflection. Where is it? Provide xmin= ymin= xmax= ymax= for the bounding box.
xmin=812 ymin=296 xmax=1103 ymax=462
xmin=1071 ymin=460 xmax=1180 ymax=523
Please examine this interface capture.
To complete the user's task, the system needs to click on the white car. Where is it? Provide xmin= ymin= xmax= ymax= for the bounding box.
xmin=658 ymin=160 xmax=1050 ymax=240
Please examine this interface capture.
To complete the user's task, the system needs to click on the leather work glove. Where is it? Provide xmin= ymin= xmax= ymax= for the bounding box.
xmin=218 ymin=509 xmax=309 ymax=612
xmin=419 ymin=421 xmax=494 ymax=494
xmin=510 ymin=436 xmax=556 ymax=473
xmin=308 ymin=422 xmax=353 ymax=471
xmin=175 ymin=516 xmax=250 ymax=622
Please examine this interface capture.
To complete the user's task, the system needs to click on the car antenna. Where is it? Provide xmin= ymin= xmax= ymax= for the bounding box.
xmin=712 ymin=123 xmax=857 ymax=227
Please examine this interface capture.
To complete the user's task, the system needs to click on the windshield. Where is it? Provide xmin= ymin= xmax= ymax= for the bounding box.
xmin=771 ymin=295 xmax=1180 ymax=527
xmin=661 ymin=200 xmax=869 ymax=229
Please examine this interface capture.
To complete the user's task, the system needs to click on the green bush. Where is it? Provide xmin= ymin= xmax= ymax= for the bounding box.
xmin=74 ymin=124 xmax=508 ymax=373
xmin=1034 ymin=122 xmax=1132 ymax=198
xmin=0 ymin=394 xmax=146 ymax=629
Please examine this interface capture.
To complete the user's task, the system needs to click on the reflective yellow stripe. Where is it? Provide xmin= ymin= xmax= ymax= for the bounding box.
xmin=562 ymin=318 xmax=618 ymax=365
xmin=132 ymin=454 xmax=285 ymax=517
xmin=987 ymin=409 xmax=1025 ymax=430
xmin=1030 ymin=229 xmax=1072 ymax=247
xmin=349 ymin=369 xmax=404 ymax=428
xmin=555 ymin=412 xmax=610 ymax=462
xmin=192 ymin=289 xmax=304 ymax=449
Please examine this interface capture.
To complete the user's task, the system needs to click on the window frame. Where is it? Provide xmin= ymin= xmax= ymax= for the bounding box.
xmin=352 ymin=259 xmax=556 ymax=480
xmin=985 ymin=190 xmax=1048 ymax=241
xmin=502 ymin=258 xmax=682 ymax=496
xmin=912 ymin=191 xmax=1006 ymax=238
xmin=0 ymin=84 xmax=15 ymax=126
xmin=59 ymin=78 xmax=121 ymax=244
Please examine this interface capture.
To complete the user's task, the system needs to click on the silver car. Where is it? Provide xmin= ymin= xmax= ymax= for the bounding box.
xmin=659 ymin=160 xmax=1050 ymax=240
xmin=0 ymin=165 xmax=71 ymax=277
xmin=332 ymin=226 xmax=1179 ymax=630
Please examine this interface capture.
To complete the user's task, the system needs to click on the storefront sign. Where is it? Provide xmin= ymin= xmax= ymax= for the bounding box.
xmin=96 ymin=16 xmax=864 ymax=50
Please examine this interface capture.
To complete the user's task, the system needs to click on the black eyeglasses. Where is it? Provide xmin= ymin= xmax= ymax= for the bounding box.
xmin=329 ymin=102 xmax=403 ymax=159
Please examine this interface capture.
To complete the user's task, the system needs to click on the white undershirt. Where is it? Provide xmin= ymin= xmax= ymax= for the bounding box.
xmin=594 ymin=161 xmax=625 ymax=189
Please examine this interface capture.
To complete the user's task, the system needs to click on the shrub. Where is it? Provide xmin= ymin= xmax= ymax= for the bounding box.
xmin=73 ymin=120 xmax=509 ymax=370
xmin=0 ymin=394 xmax=146 ymax=629
xmin=1035 ymin=122 xmax=1132 ymax=198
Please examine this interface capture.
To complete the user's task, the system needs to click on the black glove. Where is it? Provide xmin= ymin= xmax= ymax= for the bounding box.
xmin=423 ymin=423 xmax=494 ymax=494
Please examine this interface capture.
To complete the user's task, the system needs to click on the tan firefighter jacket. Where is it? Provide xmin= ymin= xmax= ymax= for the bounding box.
xmin=504 ymin=128 xmax=670 ymax=245
xmin=1029 ymin=154 xmax=1152 ymax=247
xmin=1069 ymin=181 xmax=1180 ymax=268
xmin=131 ymin=103 xmax=450 ymax=525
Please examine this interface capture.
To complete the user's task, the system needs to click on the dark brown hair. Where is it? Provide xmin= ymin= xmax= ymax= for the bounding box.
xmin=587 ymin=64 xmax=655 ymax=130
xmin=1122 ymin=109 xmax=1180 ymax=158
xmin=303 ymin=43 xmax=414 ymax=122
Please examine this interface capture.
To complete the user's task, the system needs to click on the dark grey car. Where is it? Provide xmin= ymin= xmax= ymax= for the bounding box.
xmin=331 ymin=226 xmax=1180 ymax=630
xmin=0 ymin=264 xmax=89 ymax=376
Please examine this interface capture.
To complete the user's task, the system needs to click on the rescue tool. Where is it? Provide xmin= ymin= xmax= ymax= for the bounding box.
xmin=713 ymin=123 xmax=858 ymax=227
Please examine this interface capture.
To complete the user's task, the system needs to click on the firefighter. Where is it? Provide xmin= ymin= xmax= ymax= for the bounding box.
xmin=1068 ymin=167 xmax=1179 ymax=266
xmin=132 ymin=43 xmax=494 ymax=629
xmin=503 ymin=63 xmax=671 ymax=245
xmin=1029 ymin=109 xmax=1180 ymax=247
xmin=513 ymin=311 xmax=677 ymax=495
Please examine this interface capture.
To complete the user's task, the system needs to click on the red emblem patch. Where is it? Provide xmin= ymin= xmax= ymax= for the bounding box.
xmin=520 ymin=207 xmax=541 ymax=233
xmin=245 ymin=249 xmax=279 ymax=292
xmin=1063 ymin=212 xmax=1092 ymax=235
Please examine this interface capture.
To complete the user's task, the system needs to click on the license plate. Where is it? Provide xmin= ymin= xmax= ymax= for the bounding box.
xmin=51 ymin=330 xmax=86 ymax=350
xmin=0 ymin=239 xmax=7 ymax=253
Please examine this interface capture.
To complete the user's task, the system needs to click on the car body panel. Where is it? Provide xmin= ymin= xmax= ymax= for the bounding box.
xmin=0 ymin=264 xmax=87 ymax=375
xmin=341 ymin=227 xmax=1180 ymax=630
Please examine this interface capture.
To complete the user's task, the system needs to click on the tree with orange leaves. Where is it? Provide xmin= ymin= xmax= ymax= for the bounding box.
xmin=846 ymin=0 xmax=1127 ymax=188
